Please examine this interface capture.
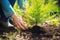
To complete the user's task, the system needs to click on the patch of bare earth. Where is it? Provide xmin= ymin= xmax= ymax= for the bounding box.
xmin=0 ymin=23 xmax=60 ymax=40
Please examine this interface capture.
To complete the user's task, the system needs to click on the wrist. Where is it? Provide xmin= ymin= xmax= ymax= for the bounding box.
xmin=11 ymin=14 xmax=18 ymax=20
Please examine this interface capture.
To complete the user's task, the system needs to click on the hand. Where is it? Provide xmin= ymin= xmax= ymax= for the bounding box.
xmin=11 ymin=14 xmax=27 ymax=30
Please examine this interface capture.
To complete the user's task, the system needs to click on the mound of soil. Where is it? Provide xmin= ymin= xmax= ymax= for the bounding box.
xmin=20 ymin=25 xmax=60 ymax=40
xmin=0 ymin=24 xmax=60 ymax=40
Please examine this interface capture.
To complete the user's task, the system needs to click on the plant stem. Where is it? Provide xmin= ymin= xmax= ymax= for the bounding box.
xmin=35 ymin=19 xmax=37 ymax=26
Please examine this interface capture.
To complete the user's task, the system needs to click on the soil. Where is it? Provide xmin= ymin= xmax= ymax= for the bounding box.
xmin=0 ymin=24 xmax=60 ymax=40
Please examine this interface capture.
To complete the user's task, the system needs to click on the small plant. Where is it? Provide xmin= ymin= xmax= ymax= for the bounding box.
xmin=22 ymin=0 xmax=58 ymax=26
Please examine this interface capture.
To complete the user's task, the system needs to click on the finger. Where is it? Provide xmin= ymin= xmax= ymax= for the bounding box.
xmin=14 ymin=22 xmax=20 ymax=28
xmin=17 ymin=21 xmax=26 ymax=30
xmin=20 ymin=21 xmax=28 ymax=29
xmin=19 ymin=19 xmax=28 ymax=29
xmin=13 ymin=21 xmax=18 ymax=29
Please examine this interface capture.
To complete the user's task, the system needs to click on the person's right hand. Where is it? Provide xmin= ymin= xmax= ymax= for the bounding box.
xmin=11 ymin=14 xmax=28 ymax=30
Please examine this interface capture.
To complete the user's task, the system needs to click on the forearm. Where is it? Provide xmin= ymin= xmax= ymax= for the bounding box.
xmin=1 ymin=0 xmax=15 ymax=18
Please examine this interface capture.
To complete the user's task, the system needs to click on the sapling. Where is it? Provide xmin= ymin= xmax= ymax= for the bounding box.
xmin=22 ymin=0 xmax=58 ymax=26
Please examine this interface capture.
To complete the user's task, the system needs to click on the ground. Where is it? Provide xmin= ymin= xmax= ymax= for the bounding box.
xmin=0 ymin=23 xmax=60 ymax=40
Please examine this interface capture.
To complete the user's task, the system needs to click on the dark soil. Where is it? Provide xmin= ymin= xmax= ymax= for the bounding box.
xmin=0 ymin=24 xmax=60 ymax=40
xmin=20 ymin=25 xmax=60 ymax=40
